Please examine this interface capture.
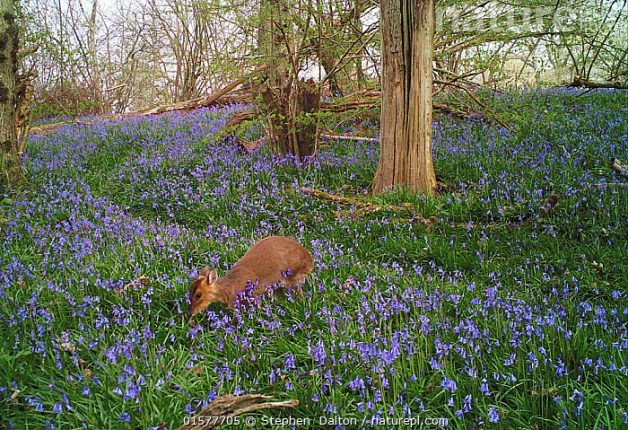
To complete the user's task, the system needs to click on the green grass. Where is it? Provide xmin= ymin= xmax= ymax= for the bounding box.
xmin=0 ymin=90 xmax=626 ymax=429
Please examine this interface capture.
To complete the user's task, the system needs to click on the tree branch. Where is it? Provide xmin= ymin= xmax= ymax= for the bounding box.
xmin=176 ymin=394 xmax=298 ymax=430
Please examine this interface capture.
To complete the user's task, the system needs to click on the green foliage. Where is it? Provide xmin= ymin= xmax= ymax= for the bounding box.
xmin=32 ymin=100 xmax=102 ymax=123
xmin=31 ymin=82 xmax=104 ymax=123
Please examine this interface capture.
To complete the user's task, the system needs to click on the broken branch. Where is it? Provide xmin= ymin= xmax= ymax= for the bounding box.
xmin=176 ymin=394 xmax=298 ymax=430
xmin=321 ymin=134 xmax=378 ymax=143
xmin=299 ymin=187 xmax=415 ymax=213
xmin=569 ymin=77 xmax=628 ymax=90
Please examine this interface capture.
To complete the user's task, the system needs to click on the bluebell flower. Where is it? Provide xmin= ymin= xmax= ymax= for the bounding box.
xmin=488 ymin=407 xmax=500 ymax=422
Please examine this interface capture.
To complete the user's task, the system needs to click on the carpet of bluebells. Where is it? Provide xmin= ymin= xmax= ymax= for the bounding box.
xmin=1 ymin=89 xmax=626 ymax=429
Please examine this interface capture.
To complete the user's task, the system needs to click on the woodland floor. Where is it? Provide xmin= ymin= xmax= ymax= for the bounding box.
xmin=1 ymin=88 xmax=626 ymax=429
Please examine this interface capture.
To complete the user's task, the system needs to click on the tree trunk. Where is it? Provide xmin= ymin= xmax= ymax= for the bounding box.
xmin=261 ymin=77 xmax=318 ymax=159
xmin=353 ymin=0 xmax=366 ymax=90
xmin=257 ymin=0 xmax=318 ymax=160
xmin=292 ymin=79 xmax=319 ymax=157
xmin=88 ymin=0 xmax=101 ymax=108
xmin=320 ymin=51 xmax=342 ymax=96
xmin=0 ymin=0 xmax=23 ymax=190
xmin=372 ymin=0 xmax=436 ymax=195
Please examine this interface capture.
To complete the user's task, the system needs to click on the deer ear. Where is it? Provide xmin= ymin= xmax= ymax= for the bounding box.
xmin=208 ymin=270 xmax=218 ymax=284
xmin=200 ymin=266 xmax=210 ymax=279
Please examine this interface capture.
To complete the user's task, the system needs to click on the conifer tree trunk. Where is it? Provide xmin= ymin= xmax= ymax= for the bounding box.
xmin=373 ymin=0 xmax=436 ymax=195
xmin=0 ymin=0 xmax=23 ymax=190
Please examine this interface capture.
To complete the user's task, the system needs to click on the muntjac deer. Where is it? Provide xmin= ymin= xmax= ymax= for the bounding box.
xmin=188 ymin=236 xmax=314 ymax=315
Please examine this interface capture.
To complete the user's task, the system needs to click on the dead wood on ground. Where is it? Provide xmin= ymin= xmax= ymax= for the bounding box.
xmin=321 ymin=134 xmax=378 ymax=143
xmin=176 ymin=394 xmax=298 ymax=430
xmin=569 ymin=77 xmax=628 ymax=90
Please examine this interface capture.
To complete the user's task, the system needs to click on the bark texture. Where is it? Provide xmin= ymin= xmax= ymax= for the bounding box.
xmin=0 ymin=0 xmax=22 ymax=190
xmin=372 ymin=0 xmax=436 ymax=195
xmin=261 ymin=77 xmax=319 ymax=159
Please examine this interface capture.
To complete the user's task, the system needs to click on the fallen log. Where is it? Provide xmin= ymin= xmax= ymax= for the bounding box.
xmin=225 ymin=110 xmax=258 ymax=130
xmin=319 ymin=93 xmax=472 ymax=119
xmin=222 ymin=94 xmax=473 ymax=137
xmin=299 ymin=187 xmax=570 ymax=229
xmin=320 ymin=99 xmax=377 ymax=113
xmin=138 ymin=66 xmax=267 ymax=115
xmin=137 ymin=80 xmax=250 ymax=116
xmin=299 ymin=187 xmax=441 ymax=225
xmin=31 ymin=69 xmax=266 ymax=136
xmin=299 ymin=187 xmax=415 ymax=212
xmin=321 ymin=134 xmax=378 ymax=143
xmin=29 ymin=94 xmax=248 ymax=136
xmin=569 ymin=77 xmax=628 ymax=90
xmin=176 ymin=394 xmax=298 ymax=430
xmin=29 ymin=81 xmax=482 ymax=138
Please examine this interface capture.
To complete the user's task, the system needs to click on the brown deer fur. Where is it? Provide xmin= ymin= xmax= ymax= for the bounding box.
xmin=188 ymin=236 xmax=314 ymax=315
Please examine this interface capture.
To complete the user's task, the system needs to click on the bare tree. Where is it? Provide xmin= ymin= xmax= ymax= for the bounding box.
xmin=557 ymin=0 xmax=627 ymax=86
xmin=256 ymin=0 xmax=321 ymax=159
